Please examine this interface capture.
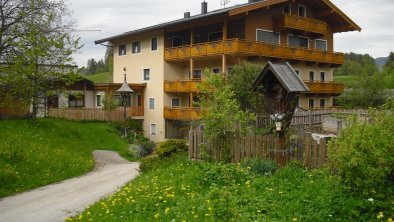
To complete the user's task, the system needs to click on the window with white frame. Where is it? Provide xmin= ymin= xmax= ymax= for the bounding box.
xmin=192 ymin=69 xmax=202 ymax=79
xmin=298 ymin=5 xmax=306 ymax=17
xmin=288 ymin=35 xmax=309 ymax=48
xmin=256 ymin=29 xmax=280 ymax=44
xmin=151 ymin=37 xmax=158 ymax=51
xmin=320 ymin=98 xmax=326 ymax=108
xmin=320 ymin=71 xmax=325 ymax=82
xmin=171 ymin=98 xmax=180 ymax=108
xmin=212 ymin=68 xmax=220 ymax=74
xmin=132 ymin=41 xmax=141 ymax=54
xmin=150 ymin=123 xmax=157 ymax=135
xmin=118 ymin=44 xmax=126 ymax=56
xmin=309 ymin=71 xmax=315 ymax=81
xmin=308 ymin=99 xmax=315 ymax=108
xmin=143 ymin=68 xmax=150 ymax=81
xmin=148 ymin=98 xmax=155 ymax=109
xmin=315 ymin=39 xmax=327 ymax=51
xmin=96 ymin=95 xmax=102 ymax=107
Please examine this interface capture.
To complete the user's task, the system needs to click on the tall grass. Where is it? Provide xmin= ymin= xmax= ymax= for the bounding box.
xmin=0 ymin=118 xmax=130 ymax=197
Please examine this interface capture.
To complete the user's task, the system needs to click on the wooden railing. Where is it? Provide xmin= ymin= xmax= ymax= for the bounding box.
xmin=164 ymin=39 xmax=344 ymax=66
xmin=304 ymin=81 xmax=345 ymax=94
xmin=164 ymin=80 xmax=201 ymax=93
xmin=164 ymin=107 xmax=202 ymax=121
xmin=273 ymin=14 xmax=327 ymax=35
xmin=48 ymin=107 xmax=144 ymax=122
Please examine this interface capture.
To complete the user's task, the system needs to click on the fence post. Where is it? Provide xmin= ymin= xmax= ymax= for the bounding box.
xmin=337 ymin=120 xmax=342 ymax=136
xmin=308 ymin=109 xmax=312 ymax=128
xmin=189 ymin=129 xmax=194 ymax=160
xmin=297 ymin=124 xmax=304 ymax=162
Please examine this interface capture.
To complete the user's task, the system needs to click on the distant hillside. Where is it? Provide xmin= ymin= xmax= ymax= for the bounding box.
xmin=83 ymin=72 xmax=112 ymax=84
xmin=375 ymin=57 xmax=388 ymax=71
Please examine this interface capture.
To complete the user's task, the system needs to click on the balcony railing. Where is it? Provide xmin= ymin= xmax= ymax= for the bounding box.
xmin=164 ymin=80 xmax=201 ymax=93
xmin=164 ymin=39 xmax=344 ymax=66
xmin=304 ymin=81 xmax=345 ymax=94
xmin=164 ymin=107 xmax=202 ymax=121
xmin=273 ymin=14 xmax=327 ymax=35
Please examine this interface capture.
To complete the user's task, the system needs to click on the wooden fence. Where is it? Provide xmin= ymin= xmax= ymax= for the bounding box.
xmin=48 ymin=107 xmax=144 ymax=122
xmin=189 ymin=126 xmax=331 ymax=168
xmin=256 ymin=109 xmax=368 ymax=127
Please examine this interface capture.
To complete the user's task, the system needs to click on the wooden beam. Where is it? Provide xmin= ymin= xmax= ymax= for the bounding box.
xmin=315 ymin=9 xmax=334 ymax=17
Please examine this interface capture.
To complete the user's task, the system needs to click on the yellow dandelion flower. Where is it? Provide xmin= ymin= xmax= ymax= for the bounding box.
xmin=154 ymin=213 xmax=160 ymax=219
xmin=292 ymin=218 xmax=298 ymax=222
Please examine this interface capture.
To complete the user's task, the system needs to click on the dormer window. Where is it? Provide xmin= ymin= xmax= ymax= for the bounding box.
xmin=298 ymin=5 xmax=306 ymax=17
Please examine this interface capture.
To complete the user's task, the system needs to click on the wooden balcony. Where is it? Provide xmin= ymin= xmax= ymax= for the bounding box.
xmin=164 ymin=39 xmax=344 ymax=66
xmin=164 ymin=107 xmax=202 ymax=121
xmin=130 ymin=106 xmax=144 ymax=117
xmin=164 ymin=80 xmax=200 ymax=93
xmin=303 ymin=81 xmax=345 ymax=94
xmin=273 ymin=14 xmax=328 ymax=35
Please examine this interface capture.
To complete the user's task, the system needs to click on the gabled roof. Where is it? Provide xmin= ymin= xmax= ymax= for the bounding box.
xmin=252 ymin=62 xmax=309 ymax=93
xmin=95 ymin=0 xmax=360 ymax=44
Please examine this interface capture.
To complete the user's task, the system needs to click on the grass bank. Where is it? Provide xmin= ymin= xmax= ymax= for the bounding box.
xmin=69 ymin=153 xmax=393 ymax=221
xmin=0 ymin=118 xmax=130 ymax=197
xmin=84 ymin=72 xmax=112 ymax=84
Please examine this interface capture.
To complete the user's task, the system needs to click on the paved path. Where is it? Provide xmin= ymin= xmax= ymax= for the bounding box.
xmin=0 ymin=150 xmax=139 ymax=222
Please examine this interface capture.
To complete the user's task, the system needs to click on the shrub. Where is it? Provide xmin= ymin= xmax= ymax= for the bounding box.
xmin=139 ymin=155 xmax=159 ymax=172
xmin=241 ymin=158 xmax=277 ymax=176
xmin=328 ymin=110 xmax=394 ymax=196
xmin=154 ymin=139 xmax=187 ymax=158
xmin=200 ymin=162 xmax=251 ymax=187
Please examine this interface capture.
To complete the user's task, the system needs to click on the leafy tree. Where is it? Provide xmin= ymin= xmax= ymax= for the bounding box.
xmin=96 ymin=59 xmax=106 ymax=73
xmin=105 ymin=46 xmax=113 ymax=74
xmin=384 ymin=51 xmax=394 ymax=73
xmin=227 ymin=61 xmax=265 ymax=113
xmin=86 ymin=58 xmax=98 ymax=74
xmin=0 ymin=0 xmax=81 ymax=117
xmin=198 ymin=71 xmax=255 ymax=143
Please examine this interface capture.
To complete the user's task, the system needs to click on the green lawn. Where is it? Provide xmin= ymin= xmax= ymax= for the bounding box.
xmin=84 ymin=72 xmax=112 ymax=84
xmin=333 ymin=75 xmax=359 ymax=87
xmin=69 ymin=153 xmax=393 ymax=222
xmin=0 ymin=118 xmax=130 ymax=197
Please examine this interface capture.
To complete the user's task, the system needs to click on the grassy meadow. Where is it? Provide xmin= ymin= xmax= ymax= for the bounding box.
xmin=0 ymin=118 xmax=130 ymax=197
xmin=84 ymin=72 xmax=112 ymax=84
xmin=69 ymin=153 xmax=393 ymax=222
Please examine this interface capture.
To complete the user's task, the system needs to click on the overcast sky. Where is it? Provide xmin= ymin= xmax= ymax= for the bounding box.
xmin=69 ymin=0 xmax=394 ymax=67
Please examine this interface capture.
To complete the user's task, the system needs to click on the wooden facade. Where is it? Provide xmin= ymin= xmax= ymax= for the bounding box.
xmin=163 ymin=107 xmax=202 ymax=121
xmin=164 ymin=80 xmax=200 ymax=93
xmin=304 ymin=81 xmax=345 ymax=94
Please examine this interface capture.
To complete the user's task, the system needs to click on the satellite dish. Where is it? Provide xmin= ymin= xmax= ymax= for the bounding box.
xmin=220 ymin=0 xmax=230 ymax=8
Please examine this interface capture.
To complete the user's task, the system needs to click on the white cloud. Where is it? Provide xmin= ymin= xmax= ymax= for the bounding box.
xmin=69 ymin=0 xmax=394 ymax=66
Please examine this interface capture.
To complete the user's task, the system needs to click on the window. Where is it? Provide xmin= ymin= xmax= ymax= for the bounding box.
xmin=212 ymin=68 xmax=220 ymax=74
xmin=150 ymin=123 xmax=157 ymax=135
xmin=132 ymin=41 xmax=141 ymax=54
xmin=208 ymin=32 xmax=223 ymax=42
xmin=149 ymin=98 xmax=155 ymax=109
xmin=151 ymin=38 xmax=158 ymax=51
xmin=118 ymin=44 xmax=126 ymax=56
xmin=113 ymin=94 xmax=130 ymax=107
xmin=295 ymin=97 xmax=300 ymax=108
xmin=315 ymin=39 xmax=327 ymax=51
xmin=194 ymin=35 xmax=201 ymax=44
xmin=172 ymin=36 xmax=184 ymax=47
xmin=298 ymin=5 xmax=306 ymax=17
xmin=143 ymin=68 xmax=150 ymax=81
xmin=96 ymin=95 xmax=102 ymax=107
xmin=288 ymin=35 xmax=309 ymax=48
xmin=68 ymin=94 xmax=84 ymax=108
xmin=294 ymin=70 xmax=300 ymax=75
xmin=283 ymin=4 xmax=291 ymax=14
xmin=256 ymin=29 xmax=280 ymax=44
xmin=320 ymin=99 xmax=326 ymax=108
xmin=309 ymin=71 xmax=315 ymax=81
xmin=192 ymin=69 xmax=202 ymax=79
xmin=308 ymin=99 xmax=314 ymax=108
xmin=172 ymin=98 xmax=180 ymax=108
xmin=320 ymin=72 xmax=325 ymax=82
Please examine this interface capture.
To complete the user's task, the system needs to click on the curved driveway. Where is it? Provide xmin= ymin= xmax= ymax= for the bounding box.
xmin=0 ymin=150 xmax=139 ymax=222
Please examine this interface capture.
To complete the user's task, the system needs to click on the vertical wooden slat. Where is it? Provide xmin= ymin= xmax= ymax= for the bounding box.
xmin=304 ymin=135 xmax=311 ymax=167
xmin=319 ymin=139 xmax=326 ymax=167
xmin=312 ymin=140 xmax=317 ymax=168
xmin=234 ymin=129 xmax=240 ymax=162
xmin=189 ymin=130 xmax=194 ymax=159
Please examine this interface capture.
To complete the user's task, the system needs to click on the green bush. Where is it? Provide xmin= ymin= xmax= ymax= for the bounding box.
xmin=328 ymin=110 xmax=394 ymax=197
xmin=139 ymin=155 xmax=159 ymax=172
xmin=154 ymin=139 xmax=188 ymax=158
xmin=200 ymin=162 xmax=251 ymax=187
xmin=241 ymin=158 xmax=277 ymax=176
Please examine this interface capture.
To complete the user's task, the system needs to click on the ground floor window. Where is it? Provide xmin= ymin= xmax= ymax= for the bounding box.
xmin=308 ymin=98 xmax=315 ymax=108
xmin=320 ymin=98 xmax=326 ymax=108
xmin=96 ymin=95 xmax=102 ymax=107
xmin=150 ymin=123 xmax=157 ymax=135
xmin=68 ymin=94 xmax=84 ymax=108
